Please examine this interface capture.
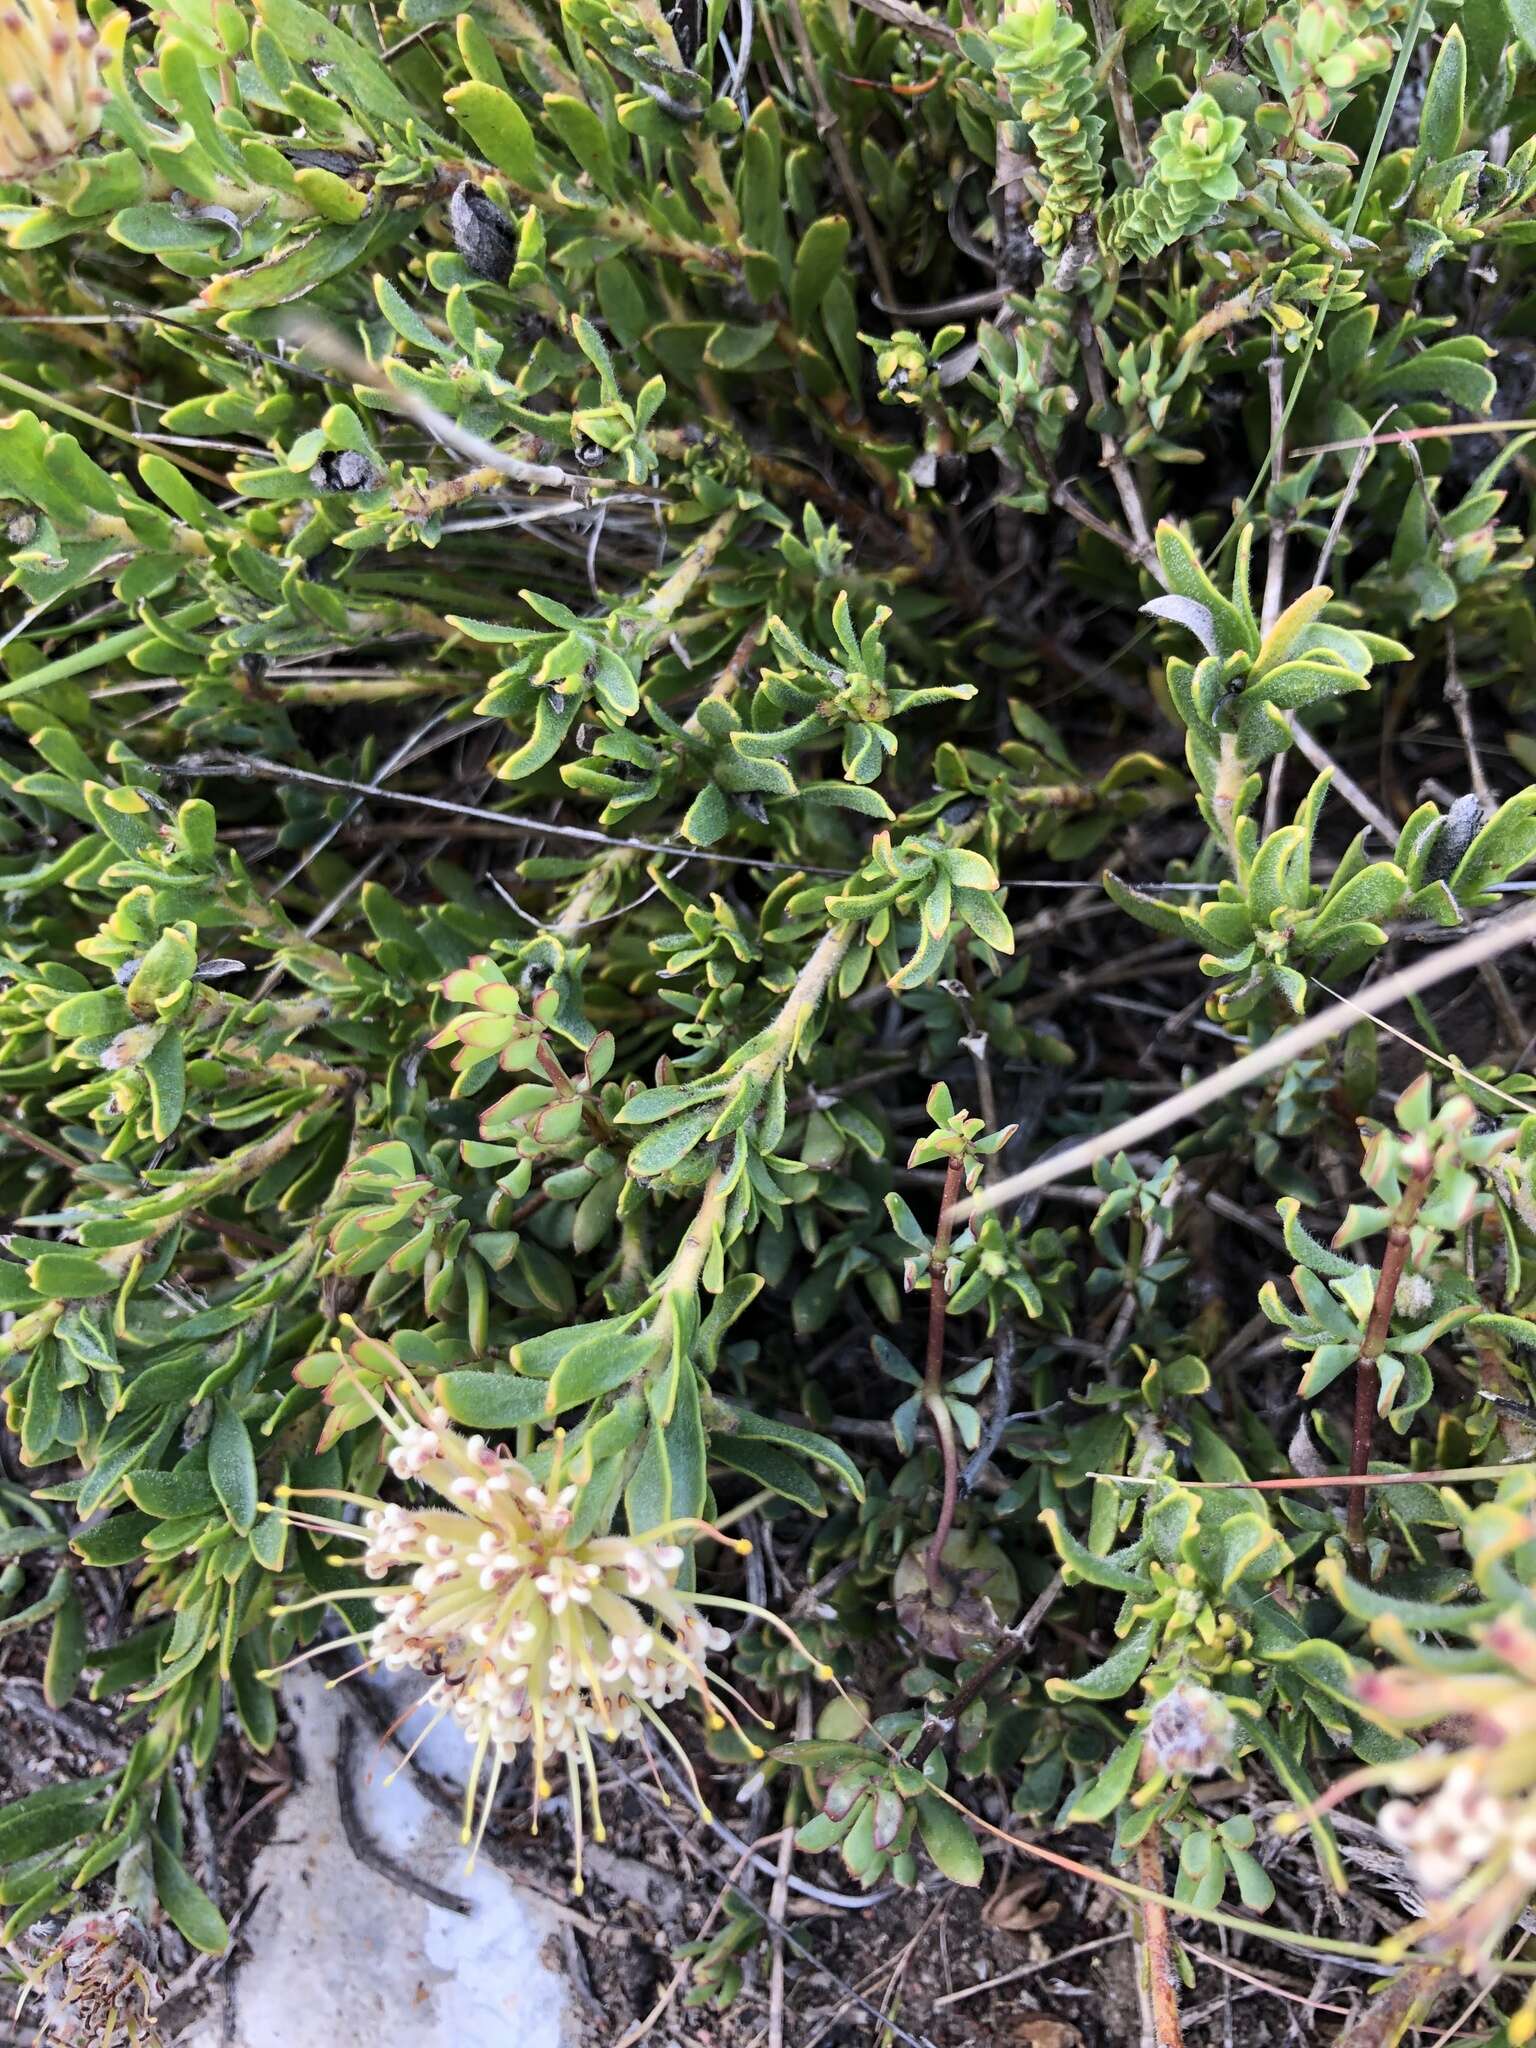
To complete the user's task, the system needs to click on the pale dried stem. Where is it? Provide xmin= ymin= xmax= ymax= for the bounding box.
xmin=956 ymin=901 xmax=1536 ymax=1222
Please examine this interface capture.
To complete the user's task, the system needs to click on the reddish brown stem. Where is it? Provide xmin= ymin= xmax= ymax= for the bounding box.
xmin=1347 ymin=1170 xmax=1430 ymax=1548
xmin=1134 ymin=1821 xmax=1185 ymax=2048
xmin=922 ymin=1153 xmax=966 ymax=1595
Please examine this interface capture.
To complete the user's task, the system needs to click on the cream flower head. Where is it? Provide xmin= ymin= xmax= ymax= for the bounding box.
xmin=270 ymin=1371 xmax=825 ymax=1891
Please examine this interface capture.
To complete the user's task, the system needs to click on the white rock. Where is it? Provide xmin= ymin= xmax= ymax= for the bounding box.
xmin=222 ymin=1667 xmax=573 ymax=2047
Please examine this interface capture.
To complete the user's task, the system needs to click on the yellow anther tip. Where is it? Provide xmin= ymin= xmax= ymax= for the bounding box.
xmin=816 ymin=1664 xmax=834 ymax=1681
xmin=699 ymin=1808 xmax=714 ymax=1825
xmin=747 ymin=1744 xmax=766 ymax=1760
xmin=572 ymin=1878 xmax=585 ymax=1896
xmin=593 ymin=1824 xmax=608 ymax=1843
xmin=537 ymin=1778 xmax=553 ymax=1798
xmin=733 ymin=1539 xmax=753 ymax=1555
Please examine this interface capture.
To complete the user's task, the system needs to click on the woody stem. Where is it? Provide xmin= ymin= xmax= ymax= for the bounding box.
xmin=1348 ymin=1169 xmax=1431 ymax=1549
xmin=923 ymin=1153 xmax=966 ymax=1596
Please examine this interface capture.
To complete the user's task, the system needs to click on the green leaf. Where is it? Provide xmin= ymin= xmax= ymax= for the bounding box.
xmin=798 ymin=782 xmax=893 ymax=818
xmin=1507 ymin=0 xmax=1536 ymax=60
xmin=25 ymin=1251 xmax=116 ymax=1301
xmin=681 ymin=781 xmax=730 ymax=845
xmin=202 ymin=216 xmax=385 ymax=312
xmin=1418 ymin=25 xmax=1466 ymax=160
xmin=251 ymin=0 xmax=424 ymax=131
xmin=446 ymin=82 xmax=539 ymax=184
xmin=712 ymin=1435 xmax=826 ymax=1512
xmin=71 ymin=1509 xmax=155 ymax=1567
xmin=954 ymin=885 xmax=1014 ymax=952
xmin=231 ymin=1641 xmax=278 ymax=1753
xmin=0 ymin=1781 xmax=109 ymax=1866
xmin=1039 ymin=1509 xmax=1149 ymax=1594
xmin=151 ymin=1833 xmax=229 ymax=1953
xmin=545 ymin=1328 xmax=658 ymax=1414
xmin=44 ymin=1582 xmax=89 ymax=1707
xmin=914 ymin=1794 xmax=982 ymax=1885
xmin=1046 ymin=1619 xmax=1158 ymax=1701
xmin=126 ymin=1467 xmax=219 ymax=1519
xmin=712 ymin=1403 xmax=867 ymax=1500
xmin=1275 ymin=1197 xmax=1354 ymax=1277
xmin=144 ymin=1032 xmax=187 ymax=1141
xmin=208 ymin=1399 xmax=258 ymax=1536
xmin=1306 ymin=862 xmax=1405 ymax=937
xmin=543 ymin=95 xmax=616 ymax=191
xmin=0 ymin=1262 xmax=43 ymax=1313
xmin=436 ymin=1371 xmax=550 ymax=1428
xmin=625 ymin=1104 xmax=718 ymax=1177
xmin=791 ymin=217 xmax=851 ymax=329
xmin=1064 ymin=1731 xmax=1145 ymax=1823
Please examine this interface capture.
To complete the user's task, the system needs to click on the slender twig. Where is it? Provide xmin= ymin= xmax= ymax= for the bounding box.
xmin=333 ymin=1716 xmax=471 ymax=1914
xmin=780 ymin=0 xmax=899 ymax=309
xmin=1077 ymin=315 xmax=1157 ymax=571
xmin=845 ymin=0 xmax=960 ymax=49
xmin=1084 ymin=0 xmax=1144 ymax=176
xmin=1439 ymin=629 xmax=1526 ymax=1049
xmin=961 ymin=1319 xmax=1015 ymax=1493
xmin=955 ymin=900 xmax=1536 ymax=1223
xmin=932 ymin=1930 xmax=1130 ymax=2008
xmin=1443 ymin=625 xmax=1493 ymax=813
xmin=170 ymin=753 xmax=849 ymax=876
xmin=1177 ymin=1941 xmax=1356 ymax=2018
xmin=288 ymin=321 xmax=594 ymax=495
xmin=909 ymin=1570 xmax=1062 ymax=1767
xmin=1334 ymin=1961 xmax=1449 ymax=2046
xmin=922 ymin=1153 xmax=966 ymax=1594
xmin=1299 ymin=416 xmax=1536 ymax=456
xmin=1348 ymin=1163 xmax=1431 ymax=1550
xmin=1280 ymin=714 xmax=1397 ymax=840
xmin=1314 ymin=407 xmax=1395 ymax=588
xmin=1216 ymin=0 xmax=1432 ymax=561
xmin=612 ymin=1834 xmax=775 ymax=2048
xmin=1049 ymin=479 xmax=1145 ymax=564
xmin=1101 ymin=1173 xmax=1180 ymax=1368
xmin=1099 ymin=1461 xmax=1536 ymax=1493
xmin=1134 ymin=1762 xmax=1185 ymax=2048
xmin=1262 ymin=344 xmax=1288 ymax=635
xmin=768 ymin=1690 xmax=812 ymax=2048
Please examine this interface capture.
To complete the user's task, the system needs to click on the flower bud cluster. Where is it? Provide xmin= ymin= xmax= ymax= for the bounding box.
xmin=1324 ymin=1610 xmax=1536 ymax=1994
xmin=0 ymin=0 xmax=110 ymax=181
xmin=1378 ymin=1764 xmax=1536 ymax=1899
xmin=1145 ymin=1681 xmax=1236 ymax=1778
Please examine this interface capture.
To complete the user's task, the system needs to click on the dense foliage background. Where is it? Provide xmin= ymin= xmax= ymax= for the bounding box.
xmin=5 ymin=0 xmax=1536 ymax=2035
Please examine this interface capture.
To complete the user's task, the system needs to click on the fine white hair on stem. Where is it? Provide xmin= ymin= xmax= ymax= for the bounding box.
xmin=954 ymin=900 xmax=1536 ymax=1224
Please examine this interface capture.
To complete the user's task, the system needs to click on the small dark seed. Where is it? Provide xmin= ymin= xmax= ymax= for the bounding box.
xmin=310 ymin=449 xmax=374 ymax=493
xmin=448 ymin=181 xmax=518 ymax=286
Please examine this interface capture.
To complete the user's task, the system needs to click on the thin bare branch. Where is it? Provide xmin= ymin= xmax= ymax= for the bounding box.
xmin=956 ymin=900 xmax=1536 ymax=1223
